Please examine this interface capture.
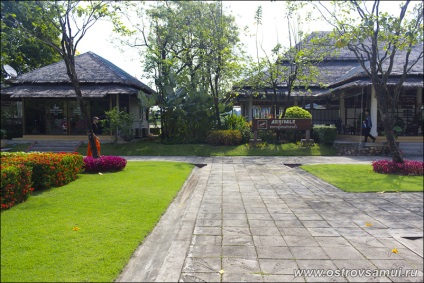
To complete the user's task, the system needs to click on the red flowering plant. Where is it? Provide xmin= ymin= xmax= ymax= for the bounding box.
xmin=372 ymin=159 xmax=423 ymax=176
xmin=1 ymin=163 xmax=33 ymax=210
xmin=1 ymin=152 xmax=84 ymax=191
xmin=83 ymin=156 xmax=127 ymax=173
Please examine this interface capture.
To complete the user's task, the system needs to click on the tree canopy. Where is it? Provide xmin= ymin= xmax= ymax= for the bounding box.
xmin=1 ymin=1 xmax=61 ymax=82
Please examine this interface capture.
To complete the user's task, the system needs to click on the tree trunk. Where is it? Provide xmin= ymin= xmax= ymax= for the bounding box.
xmin=64 ymin=55 xmax=99 ymax=158
xmin=374 ymin=85 xmax=403 ymax=163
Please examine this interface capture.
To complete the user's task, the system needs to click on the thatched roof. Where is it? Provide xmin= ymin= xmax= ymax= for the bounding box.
xmin=240 ymin=31 xmax=423 ymax=97
xmin=2 ymin=51 xmax=155 ymax=98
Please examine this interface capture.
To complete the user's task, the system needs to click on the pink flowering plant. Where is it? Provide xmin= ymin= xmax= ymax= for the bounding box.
xmin=83 ymin=156 xmax=127 ymax=173
xmin=372 ymin=159 xmax=423 ymax=176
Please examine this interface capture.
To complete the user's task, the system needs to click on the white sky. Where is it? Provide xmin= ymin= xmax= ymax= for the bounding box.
xmin=76 ymin=1 xmax=406 ymax=89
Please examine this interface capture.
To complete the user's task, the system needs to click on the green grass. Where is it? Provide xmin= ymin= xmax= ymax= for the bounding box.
xmin=77 ymin=140 xmax=336 ymax=156
xmin=300 ymin=164 xmax=423 ymax=192
xmin=1 ymin=161 xmax=194 ymax=282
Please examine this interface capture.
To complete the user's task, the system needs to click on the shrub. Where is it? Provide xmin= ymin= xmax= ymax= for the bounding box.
xmin=313 ymin=125 xmax=337 ymax=145
xmin=1 ymin=152 xmax=84 ymax=191
xmin=372 ymin=160 xmax=423 ymax=176
xmin=1 ymin=164 xmax=33 ymax=210
xmin=83 ymin=156 xmax=127 ymax=173
xmin=223 ymin=114 xmax=252 ymax=143
xmin=284 ymin=106 xmax=312 ymax=118
xmin=207 ymin=130 xmax=242 ymax=146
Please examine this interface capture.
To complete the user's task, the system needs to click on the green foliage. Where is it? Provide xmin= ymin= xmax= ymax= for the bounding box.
xmin=223 ymin=114 xmax=252 ymax=143
xmin=0 ymin=129 xmax=6 ymax=139
xmin=207 ymin=130 xmax=242 ymax=146
xmin=119 ymin=1 xmax=242 ymax=139
xmin=1 ymin=1 xmax=61 ymax=82
xmin=284 ymin=106 xmax=312 ymax=118
xmin=312 ymin=125 xmax=337 ymax=145
xmin=1 ymin=152 xmax=84 ymax=192
xmin=102 ymin=108 xmax=135 ymax=146
xmin=1 ymin=163 xmax=33 ymax=210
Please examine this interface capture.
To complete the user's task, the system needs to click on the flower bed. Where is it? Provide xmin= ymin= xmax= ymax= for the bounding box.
xmin=372 ymin=159 xmax=423 ymax=176
xmin=83 ymin=156 xmax=127 ymax=173
xmin=1 ymin=152 xmax=84 ymax=191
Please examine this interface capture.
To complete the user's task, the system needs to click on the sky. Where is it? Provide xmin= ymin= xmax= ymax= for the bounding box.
xmin=76 ymin=1 xmax=406 ymax=89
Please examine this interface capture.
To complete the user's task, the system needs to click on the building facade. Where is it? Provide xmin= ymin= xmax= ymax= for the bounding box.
xmin=1 ymin=52 xmax=155 ymax=138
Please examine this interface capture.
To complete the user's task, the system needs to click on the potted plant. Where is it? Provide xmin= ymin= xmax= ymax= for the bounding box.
xmin=0 ymin=129 xmax=7 ymax=148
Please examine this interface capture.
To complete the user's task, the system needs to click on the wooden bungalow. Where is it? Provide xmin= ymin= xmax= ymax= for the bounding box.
xmin=234 ymin=31 xmax=423 ymax=137
xmin=1 ymin=52 xmax=155 ymax=138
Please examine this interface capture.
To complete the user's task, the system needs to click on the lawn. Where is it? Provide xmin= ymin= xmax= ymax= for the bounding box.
xmin=300 ymin=164 xmax=423 ymax=192
xmin=76 ymin=140 xmax=336 ymax=156
xmin=1 ymin=161 xmax=194 ymax=282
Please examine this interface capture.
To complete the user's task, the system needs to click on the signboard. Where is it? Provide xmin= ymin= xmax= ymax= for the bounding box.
xmin=252 ymin=118 xmax=312 ymax=131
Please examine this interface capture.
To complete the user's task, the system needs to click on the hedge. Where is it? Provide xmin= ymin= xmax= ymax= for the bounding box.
xmin=1 ymin=164 xmax=33 ymax=210
xmin=313 ymin=125 xmax=337 ymax=145
xmin=83 ymin=156 xmax=127 ymax=173
xmin=372 ymin=159 xmax=423 ymax=176
xmin=207 ymin=130 xmax=242 ymax=146
xmin=1 ymin=152 xmax=84 ymax=191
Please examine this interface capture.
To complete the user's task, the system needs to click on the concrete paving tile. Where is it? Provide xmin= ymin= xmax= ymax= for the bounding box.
xmin=257 ymin=246 xmax=293 ymax=259
xmin=253 ymin=235 xmax=287 ymax=247
xmin=332 ymin=259 xmax=377 ymax=271
xmin=222 ymin=213 xmax=247 ymax=220
xmin=296 ymin=259 xmax=338 ymax=271
xmin=222 ymin=246 xmax=257 ymax=258
xmin=195 ymin=219 xmax=222 ymax=227
xmin=222 ymin=272 xmax=264 ymax=282
xmin=197 ymin=212 xmax=222 ymax=220
xmin=259 ymin=259 xmax=298 ymax=275
xmin=345 ymin=236 xmax=386 ymax=248
xmin=246 ymin=213 xmax=273 ymax=221
xmin=281 ymin=227 xmax=313 ymax=236
xmin=223 ymin=219 xmax=249 ymax=227
xmin=250 ymin=226 xmax=282 ymax=236
xmin=295 ymin=213 xmax=324 ymax=221
xmin=182 ymin=257 xmax=221 ymax=273
xmin=188 ymin=245 xmax=221 ymax=258
xmin=307 ymin=227 xmax=341 ymax=237
xmin=283 ymin=235 xmax=320 ymax=247
xmin=193 ymin=226 xmax=222 ymax=235
xmin=271 ymin=213 xmax=298 ymax=221
xmin=248 ymin=220 xmax=277 ymax=227
xmin=289 ymin=246 xmax=330 ymax=260
xmin=304 ymin=276 xmax=349 ymax=282
xmin=245 ymin=206 xmax=269 ymax=214
xmin=275 ymin=219 xmax=305 ymax=228
xmin=321 ymin=246 xmax=366 ymax=260
xmin=223 ymin=235 xmax=254 ymax=246
xmin=345 ymin=275 xmax=392 ymax=282
xmin=222 ymin=227 xmax=251 ymax=236
xmin=263 ymin=274 xmax=306 ymax=282
xmin=354 ymin=246 xmax=404 ymax=260
xmin=180 ymin=272 xmax=221 ymax=282
xmin=191 ymin=235 xmax=222 ymax=246
xmin=222 ymin=258 xmax=261 ymax=274
xmin=302 ymin=221 xmax=332 ymax=228
xmin=314 ymin=237 xmax=351 ymax=247
xmin=335 ymin=228 xmax=371 ymax=237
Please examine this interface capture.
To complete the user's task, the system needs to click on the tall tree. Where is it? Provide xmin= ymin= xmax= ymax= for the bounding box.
xmin=1 ymin=1 xmax=61 ymax=82
xmin=118 ymin=1 xmax=242 ymax=141
xmin=239 ymin=3 xmax=328 ymax=119
xmin=311 ymin=0 xmax=423 ymax=163
xmin=4 ymin=0 xmax=118 ymax=158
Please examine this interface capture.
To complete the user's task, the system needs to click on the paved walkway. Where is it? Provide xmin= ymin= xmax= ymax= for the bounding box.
xmin=116 ymin=156 xmax=423 ymax=282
